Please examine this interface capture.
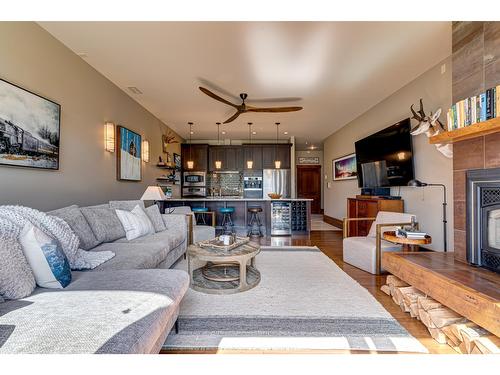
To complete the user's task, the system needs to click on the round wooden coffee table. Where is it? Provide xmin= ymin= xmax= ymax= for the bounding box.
xmin=187 ymin=241 xmax=261 ymax=294
xmin=383 ymin=230 xmax=431 ymax=251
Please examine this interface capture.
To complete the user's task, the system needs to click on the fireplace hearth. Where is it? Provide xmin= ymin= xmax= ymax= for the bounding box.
xmin=466 ymin=168 xmax=500 ymax=273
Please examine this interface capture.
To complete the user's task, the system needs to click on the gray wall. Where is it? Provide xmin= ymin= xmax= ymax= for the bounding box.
xmin=323 ymin=57 xmax=453 ymax=251
xmin=0 ymin=22 xmax=182 ymax=211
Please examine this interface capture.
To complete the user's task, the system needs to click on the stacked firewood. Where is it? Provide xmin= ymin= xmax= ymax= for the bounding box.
xmin=382 ymin=275 xmax=500 ymax=354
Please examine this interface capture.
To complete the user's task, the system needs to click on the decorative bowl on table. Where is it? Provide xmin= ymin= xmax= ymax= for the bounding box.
xmin=268 ymin=193 xmax=282 ymax=199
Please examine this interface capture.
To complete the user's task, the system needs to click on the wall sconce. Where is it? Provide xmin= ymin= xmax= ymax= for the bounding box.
xmin=104 ymin=122 xmax=115 ymax=152
xmin=142 ymin=140 xmax=150 ymax=163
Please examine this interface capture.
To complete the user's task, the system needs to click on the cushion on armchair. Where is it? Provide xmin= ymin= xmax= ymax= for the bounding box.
xmin=343 ymin=236 xmax=402 ymax=274
xmin=367 ymin=211 xmax=416 ymax=238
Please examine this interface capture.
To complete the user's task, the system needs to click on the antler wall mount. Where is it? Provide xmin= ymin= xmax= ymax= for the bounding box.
xmin=199 ymin=86 xmax=303 ymax=124
xmin=409 ymin=98 xmax=452 ymax=158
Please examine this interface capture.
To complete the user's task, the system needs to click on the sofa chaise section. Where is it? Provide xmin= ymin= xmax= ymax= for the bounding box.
xmin=0 ymin=269 xmax=189 ymax=354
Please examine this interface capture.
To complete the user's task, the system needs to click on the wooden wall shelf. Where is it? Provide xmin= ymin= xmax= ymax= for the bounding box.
xmin=429 ymin=117 xmax=500 ymax=144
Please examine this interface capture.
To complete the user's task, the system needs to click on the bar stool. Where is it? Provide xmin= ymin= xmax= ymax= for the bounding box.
xmin=191 ymin=206 xmax=209 ymax=225
xmin=219 ymin=207 xmax=235 ymax=234
xmin=247 ymin=207 xmax=264 ymax=237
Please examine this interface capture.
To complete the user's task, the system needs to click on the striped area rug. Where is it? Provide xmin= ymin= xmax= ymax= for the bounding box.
xmin=164 ymin=247 xmax=427 ymax=353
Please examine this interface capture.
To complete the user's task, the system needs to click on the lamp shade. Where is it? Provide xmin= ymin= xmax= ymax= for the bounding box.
xmin=104 ymin=122 xmax=115 ymax=152
xmin=140 ymin=186 xmax=166 ymax=201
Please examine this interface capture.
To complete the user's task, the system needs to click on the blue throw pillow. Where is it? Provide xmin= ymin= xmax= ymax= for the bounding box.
xmin=19 ymin=223 xmax=72 ymax=289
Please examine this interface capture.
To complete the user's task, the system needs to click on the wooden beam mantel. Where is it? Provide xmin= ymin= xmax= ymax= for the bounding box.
xmin=429 ymin=117 xmax=500 ymax=144
xmin=382 ymin=252 xmax=500 ymax=337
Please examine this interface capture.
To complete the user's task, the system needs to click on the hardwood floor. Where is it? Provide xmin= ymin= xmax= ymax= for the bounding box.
xmin=165 ymin=230 xmax=456 ymax=354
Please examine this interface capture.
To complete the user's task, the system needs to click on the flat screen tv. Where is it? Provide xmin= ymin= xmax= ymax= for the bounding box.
xmin=354 ymin=118 xmax=414 ymax=188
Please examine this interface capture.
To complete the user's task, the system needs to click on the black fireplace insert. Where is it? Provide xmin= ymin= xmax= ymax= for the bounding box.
xmin=466 ymin=167 xmax=500 ymax=273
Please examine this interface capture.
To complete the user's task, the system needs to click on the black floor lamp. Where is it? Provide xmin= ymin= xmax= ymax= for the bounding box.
xmin=407 ymin=179 xmax=448 ymax=252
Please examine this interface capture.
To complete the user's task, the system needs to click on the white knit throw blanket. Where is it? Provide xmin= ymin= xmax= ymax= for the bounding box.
xmin=0 ymin=205 xmax=115 ymax=270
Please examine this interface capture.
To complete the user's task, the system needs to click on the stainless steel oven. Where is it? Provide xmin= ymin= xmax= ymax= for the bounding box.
xmin=183 ymin=171 xmax=206 ymax=187
xmin=243 ymin=172 xmax=263 ymax=199
xmin=182 ymin=186 xmax=207 ymax=197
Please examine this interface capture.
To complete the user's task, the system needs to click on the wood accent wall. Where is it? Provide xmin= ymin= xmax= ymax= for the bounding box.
xmin=452 ymin=22 xmax=500 ymax=261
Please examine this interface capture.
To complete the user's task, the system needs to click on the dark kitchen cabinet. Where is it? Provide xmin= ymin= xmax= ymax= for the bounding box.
xmin=208 ymin=146 xmax=243 ymax=171
xmin=262 ymin=144 xmax=291 ymax=169
xmin=181 ymin=144 xmax=208 ymax=171
xmin=243 ymin=145 xmax=263 ymax=170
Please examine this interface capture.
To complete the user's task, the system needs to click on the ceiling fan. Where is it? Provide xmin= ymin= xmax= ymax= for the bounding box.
xmin=199 ymin=86 xmax=303 ymax=124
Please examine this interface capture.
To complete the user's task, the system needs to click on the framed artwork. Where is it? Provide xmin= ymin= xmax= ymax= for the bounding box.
xmin=0 ymin=78 xmax=61 ymax=170
xmin=173 ymin=153 xmax=181 ymax=169
xmin=298 ymin=156 xmax=320 ymax=164
xmin=117 ymin=125 xmax=142 ymax=181
xmin=333 ymin=153 xmax=357 ymax=181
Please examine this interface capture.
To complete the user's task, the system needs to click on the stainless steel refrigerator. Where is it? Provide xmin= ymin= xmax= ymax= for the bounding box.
xmin=263 ymin=169 xmax=291 ymax=198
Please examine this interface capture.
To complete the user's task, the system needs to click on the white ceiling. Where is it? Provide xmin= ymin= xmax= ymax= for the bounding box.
xmin=39 ymin=22 xmax=451 ymax=150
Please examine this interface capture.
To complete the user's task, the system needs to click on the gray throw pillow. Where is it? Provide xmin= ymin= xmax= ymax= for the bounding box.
xmin=80 ymin=207 xmax=126 ymax=243
xmin=0 ymin=295 xmax=4 ymax=303
xmin=109 ymin=200 xmax=145 ymax=211
xmin=48 ymin=205 xmax=101 ymax=250
xmin=145 ymin=205 xmax=167 ymax=232
xmin=0 ymin=217 xmax=36 ymax=299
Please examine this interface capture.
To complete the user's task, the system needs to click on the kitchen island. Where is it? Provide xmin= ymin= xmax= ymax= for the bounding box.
xmin=159 ymin=198 xmax=313 ymax=236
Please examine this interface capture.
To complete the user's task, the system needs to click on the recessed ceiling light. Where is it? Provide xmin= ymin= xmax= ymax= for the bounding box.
xmin=222 ymin=131 xmax=226 ymax=135
xmin=127 ymin=87 xmax=143 ymax=95
xmin=190 ymin=131 xmax=194 ymax=135
xmin=252 ymin=131 xmax=257 ymax=135
xmin=284 ymin=131 xmax=288 ymax=135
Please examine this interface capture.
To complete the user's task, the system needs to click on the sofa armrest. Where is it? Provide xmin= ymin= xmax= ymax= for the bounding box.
xmin=162 ymin=214 xmax=190 ymax=244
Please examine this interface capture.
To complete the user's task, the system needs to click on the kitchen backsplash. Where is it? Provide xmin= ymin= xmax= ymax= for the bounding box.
xmin=207 ymin=172 xmax=243 ymax=196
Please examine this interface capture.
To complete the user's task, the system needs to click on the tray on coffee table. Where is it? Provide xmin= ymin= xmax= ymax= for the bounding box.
xmin=198 ymin=236 xmax=250 ymax=251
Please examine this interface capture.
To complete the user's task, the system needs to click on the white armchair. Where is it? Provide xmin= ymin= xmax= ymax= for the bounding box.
xmin=165 ymin=206 xmax=216 ymax=244
xmin=342 ymin=211 xmax=416 ymax=275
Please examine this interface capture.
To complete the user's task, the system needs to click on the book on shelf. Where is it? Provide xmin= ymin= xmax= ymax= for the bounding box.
xmin=446 ymin=85 xmax=500 ymax=130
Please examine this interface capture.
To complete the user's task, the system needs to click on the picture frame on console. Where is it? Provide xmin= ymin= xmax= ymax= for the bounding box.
xmin=333 ymin=153 xmax=357 ymax=181
xmin=0 ymin=78 xmax=61 ymax=170
xmin=116 ymin=125 xmax=142 ymax=181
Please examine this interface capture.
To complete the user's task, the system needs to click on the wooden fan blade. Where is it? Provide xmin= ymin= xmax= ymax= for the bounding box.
xmin=199 ymin=87 xmax=238 ymax=108
xmin=246 ymin=106 xmax=303 ymax=113
xmin=223 ymin=111 xmax=242 ymax=124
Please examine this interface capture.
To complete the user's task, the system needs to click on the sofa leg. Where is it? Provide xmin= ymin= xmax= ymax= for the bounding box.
xmin=174 ymin=319 xmax=179 ymax=334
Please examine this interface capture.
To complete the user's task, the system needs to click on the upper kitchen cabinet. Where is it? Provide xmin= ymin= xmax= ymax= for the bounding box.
xmin=262 ymin=144 xmax=291 ymax=169
xmin=181 ymin=144 xmax=208 ymax=171
xmin=208 ymin=146 xmax=244 ymax=171
xmin=243 ymin=145 xmax=263 ymax=170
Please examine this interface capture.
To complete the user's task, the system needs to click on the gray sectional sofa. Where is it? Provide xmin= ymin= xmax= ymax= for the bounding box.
xmin=0 ymin=200 xmax=190 ymax=354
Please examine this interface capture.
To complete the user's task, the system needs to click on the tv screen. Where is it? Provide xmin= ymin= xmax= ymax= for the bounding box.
xmin=354 ymin=118 xmax=414 ymax=188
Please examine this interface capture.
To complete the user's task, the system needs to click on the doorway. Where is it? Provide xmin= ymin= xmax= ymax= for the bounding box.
xmin=296 ymin=165 xmax=322 ymax=214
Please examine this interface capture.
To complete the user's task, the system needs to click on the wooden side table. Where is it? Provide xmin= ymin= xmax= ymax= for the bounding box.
xmin=383 ymin=231 xmax=431 ymax=252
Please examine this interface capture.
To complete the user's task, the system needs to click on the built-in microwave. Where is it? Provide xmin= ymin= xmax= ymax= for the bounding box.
xmin=183 ymin=171 xmax=206 ymax=187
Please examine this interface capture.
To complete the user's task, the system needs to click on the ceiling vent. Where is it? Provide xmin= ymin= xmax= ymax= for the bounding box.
xmin=127 ymin=87 xmax=143 ymax=95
